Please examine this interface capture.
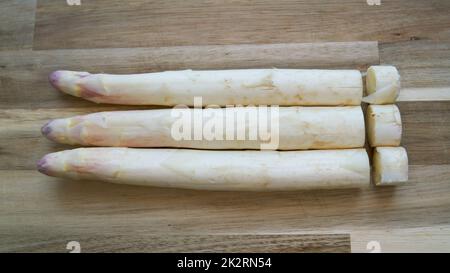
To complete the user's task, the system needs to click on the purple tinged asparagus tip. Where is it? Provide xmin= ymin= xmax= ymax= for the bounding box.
xmin=41 ymin=120 xmax=52 ymax=137
xmin=37 ymin=155 xmax=50 ymax=175
xmin=48 ymin=71 xmax=61 ymax=89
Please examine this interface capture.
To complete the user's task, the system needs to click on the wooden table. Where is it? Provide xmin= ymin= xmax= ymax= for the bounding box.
xmin=1 ymin=0 xmax=450 ymax=253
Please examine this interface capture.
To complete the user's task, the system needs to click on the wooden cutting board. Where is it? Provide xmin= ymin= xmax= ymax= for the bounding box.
xmin=1 ymin=0 xmax=450 ymax=253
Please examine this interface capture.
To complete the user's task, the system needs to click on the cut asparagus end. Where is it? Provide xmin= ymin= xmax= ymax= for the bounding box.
xmin=363 ymin=65 xmax=400 ymax=104
xmin=366 ymin=104 xmax=402 ymax=147
xmin=373 ymin=147 xmax=408 ymax=186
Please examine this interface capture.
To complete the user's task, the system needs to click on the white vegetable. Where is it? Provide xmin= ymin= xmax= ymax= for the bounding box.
xmin=37 ymin=148 xmax=370 ymax=191
xmin=49 ymin=69 xmax=363 ymax=106
xmin=42 ymin=106 xmax=365 ymax=150
xmin=366 ymin=104 xmax=402 ymax=147
xmin=373 ymin=147 xmax=408 ymax=186
xmin=362 ymin=65 xmax=400 ymax=104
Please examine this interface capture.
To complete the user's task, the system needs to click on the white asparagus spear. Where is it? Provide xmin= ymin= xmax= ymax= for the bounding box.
xmin=41 ymin=106 xmax=365 ymax=150
xmin=49 ymin=69 xmax=363 ymax=106
xmin=37 ymin=148 xmax=370 ymax=191
xmin=366 ymin=104 xmax=402 ymax=147
xmin=362 ymin=65 xmax=401 ymax=104
xmin=373 ymin=147 xmax=408 ymax=186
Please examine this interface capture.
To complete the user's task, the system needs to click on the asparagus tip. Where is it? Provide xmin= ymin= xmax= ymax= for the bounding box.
xmin=48 ymin=70 xmax=91 ymax=97
xmin=48 ymin=71 xmax=61 ymax=89
xmin=41 ymin=120 xmax=52 ymax=137
xmin=37 ymin=155 xmax=50 ymax=176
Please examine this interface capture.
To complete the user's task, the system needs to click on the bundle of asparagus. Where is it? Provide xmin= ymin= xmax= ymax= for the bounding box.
xmin=38 ymin=66 xmax=408 ymax=191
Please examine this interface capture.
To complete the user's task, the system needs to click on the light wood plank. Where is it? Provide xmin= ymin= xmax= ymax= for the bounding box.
xmin=0 ymin=1 xmax=36 ymax=50
xmin=380 ymin=40 xmax=450 ymax=88
xmin=398 ymin=101 xmax=450 ymax=165
xmin=34 ymin=0 xmax=450 ymax=50
xmin=398 ymin=87 xmax=450 ymax=102
xmin=1 ymin=165 xmax=449 ymax=241
xmin=1 ymin=234 xmax=350 ymax=253
xmin=351 ymin=226 xmax=450 ymax=253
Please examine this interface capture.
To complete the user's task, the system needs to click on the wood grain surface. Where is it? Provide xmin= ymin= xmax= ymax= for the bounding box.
xmin=0 ymin=1 xmax=36 ymax=50
xmin=34 ymin=0 xmax=450 ymax=49
xmin=2 ymin=233 xmax=350 ymax=253
xmin=1 ymin=0 xmax=450 ymax=253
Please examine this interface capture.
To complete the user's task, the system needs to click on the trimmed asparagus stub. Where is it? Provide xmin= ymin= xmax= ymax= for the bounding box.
xmin=373 ymin=147 xmax=408 ymax=186
xmin=49 ymin=69 xmax=363 ymax=106
xmin=37 ymin=148 xmax=370 ymax=191
xmin=42 ymin=106 xmax=365 ymax=150
xmin=366 ymin=104 xmax=402 ymax=147
xmin=362 ymin=65 xmax=400 ymax=104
